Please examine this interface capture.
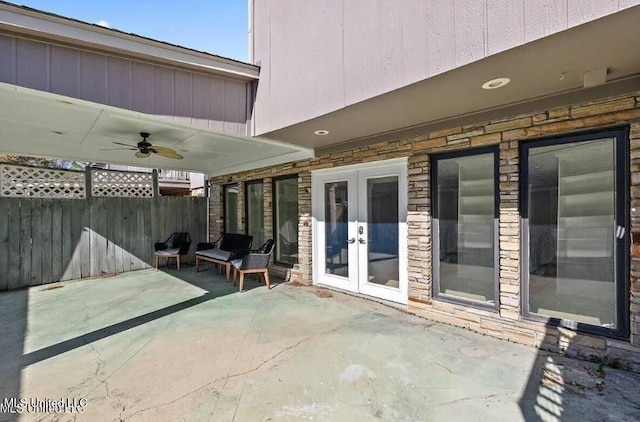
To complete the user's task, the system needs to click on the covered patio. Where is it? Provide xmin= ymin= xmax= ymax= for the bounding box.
xmin=1 ymin=269 xmax=639 ymax=421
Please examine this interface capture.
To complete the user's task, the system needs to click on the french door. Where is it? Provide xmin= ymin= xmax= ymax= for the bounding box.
xmin=312 ymin=159 xmax=408 ymax=304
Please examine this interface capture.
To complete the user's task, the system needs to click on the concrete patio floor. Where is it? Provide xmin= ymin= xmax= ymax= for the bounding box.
xmin=1 ymin=267 xmax=639 ymax=422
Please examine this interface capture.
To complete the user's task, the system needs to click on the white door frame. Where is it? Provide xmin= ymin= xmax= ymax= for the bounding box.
xmin=312 ymin=158 xmax=408 ymax=304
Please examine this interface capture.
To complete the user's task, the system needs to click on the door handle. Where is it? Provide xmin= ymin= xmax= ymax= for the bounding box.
xmin=359 ymin=238 xmax=366 ymax=244
xmin=347 ymin=238 xmax=356 ymax=244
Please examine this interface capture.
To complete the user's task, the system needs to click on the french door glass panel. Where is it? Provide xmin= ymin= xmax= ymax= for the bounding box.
xmin=365 ymin=176 xmax=399 ymax=287
xmin=527 ymin=138 xmax=617 ymax=328
xmin=324 ymin=181 xmax=350 ymax=278
xmin=435 ymin=152 xmax=496 ymax=305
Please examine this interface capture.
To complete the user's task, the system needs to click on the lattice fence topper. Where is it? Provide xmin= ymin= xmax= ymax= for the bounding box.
xmin=91 ymin=169 xmax=154 ymax=198
xmin=0 ymin=164 xmax=86 ymax=198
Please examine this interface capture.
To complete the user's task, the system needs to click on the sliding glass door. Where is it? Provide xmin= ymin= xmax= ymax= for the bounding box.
xmin=522 ymin=128 xmax=628 ymax=338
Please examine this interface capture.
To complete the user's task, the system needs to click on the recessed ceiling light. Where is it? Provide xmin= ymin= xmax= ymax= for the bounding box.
xmin=314 ymin=129 xmax=330 ymax=136
xmin=482 ymin=77 xmax=511 ymax=90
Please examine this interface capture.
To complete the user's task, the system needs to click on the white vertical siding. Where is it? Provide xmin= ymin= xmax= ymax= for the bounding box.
xmin=253 ymin=0 xmax=639 ymax=135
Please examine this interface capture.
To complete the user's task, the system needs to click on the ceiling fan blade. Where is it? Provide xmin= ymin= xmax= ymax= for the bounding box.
xmin=100 ymin=147 xmax=137 ymax=151
xmin=154 ymin=149 xmax=184 ymax=160
xmin=149 ymin=144 xmax=184 ymax=160
xmin=148 ymin=145 xmax=173 ymax=153
xmin=135 ymin=151 xmax=151 ymax=159
xmin=113 ymin=141 xmax=136 ymax=147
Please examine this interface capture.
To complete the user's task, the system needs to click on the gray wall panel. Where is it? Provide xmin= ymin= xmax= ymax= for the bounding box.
xmin=174 ymin=70 xmax=193 ymax=124
xmin=568 ymin=0 xmax=615 ymax=26
xmin=107 ymin=57 xmax=132 ymax=109
xmin=0 ymin=36 xmax=15 ymax=84
xmin=524 ymin=0 xmax=568 ymax=42
xmin=209 ymin=78 xmax=225 ymax=131
xmin=16 ymin=39 xmax=47 ymax=91
xmin=192 ymin=74 xmax=211 ymax=127
xmin=454 ymin=0 xmax=485 ymax=67
xmin=0 ymin=35 xmax=249 ymax=135
xmin=131 ymin=61 xmax=155 ymax=114
xmin=50 ymin=45 xmax=79 ymax=98
xmin=80 ymin=51 xmax=107 ymax=103
xmin=486 ymin=0 xmax=525 ymax=56
xmin=154 ymin=67 xmax=174 ymax=117
xmin=400 ymin=0 xmax=428 ymax=86
xmin=426 ymin=0 xmax=456 ymax=77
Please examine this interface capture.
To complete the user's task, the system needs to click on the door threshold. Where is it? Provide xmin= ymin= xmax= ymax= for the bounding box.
xmin=314 ymin=283 xmax=407 ymax=311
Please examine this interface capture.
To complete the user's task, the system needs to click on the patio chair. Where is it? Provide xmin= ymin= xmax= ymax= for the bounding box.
xmin=232 ymin=239 xmax=275 ymax=292
xmin=154 ymin=232 xmax=191 ymax=271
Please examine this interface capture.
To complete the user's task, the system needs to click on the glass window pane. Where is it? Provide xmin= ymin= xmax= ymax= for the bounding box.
xmin=436 ymin=153 xmax=495 ymax=304
xmin=246 ymin=181 xmax=264 ymax=247
xmin=325 ymin=181 xmax=349 ymax=277
xmin=527 ymin=138 xmax=616 ymax=328
xmin=275 ymin=177 xmax=298 ymax=265
xmin=367 ymin=176 xmax=399 ymax=287
xmin=224 ymin=184 xmax=238 ymax=233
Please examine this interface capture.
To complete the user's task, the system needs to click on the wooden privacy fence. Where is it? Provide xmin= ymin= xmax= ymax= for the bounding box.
xmin=0 ymin=165 xmax=207 ymax=291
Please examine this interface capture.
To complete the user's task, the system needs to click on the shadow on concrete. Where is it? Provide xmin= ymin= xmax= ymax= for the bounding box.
xmin=518 ymin=326 xmax=567 ymax=421
xmin=0 ymin=265 xmax=275 ymax=421
xmin=517 ymin=324 xmax=640 ymax=421
xmin=0 ymin=289 xmax=27 ymax=422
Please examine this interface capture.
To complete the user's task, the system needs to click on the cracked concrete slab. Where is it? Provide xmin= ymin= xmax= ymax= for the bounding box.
xmin=1 ymin=268 xmax=639 ymax=421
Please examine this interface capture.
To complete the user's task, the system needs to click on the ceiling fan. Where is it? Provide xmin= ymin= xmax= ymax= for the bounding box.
xmin=104 ymin=132 xmax=183 ymax=160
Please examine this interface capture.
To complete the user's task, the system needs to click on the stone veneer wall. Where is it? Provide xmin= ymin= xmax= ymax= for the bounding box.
xmin=209 ymin=91 xmax=640 ymax=370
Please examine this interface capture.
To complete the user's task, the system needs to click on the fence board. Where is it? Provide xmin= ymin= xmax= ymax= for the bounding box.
xmin=126 ymin=198 xmax=136 ymax=270
xmin=105 ymin=197 xmax=115 ymax=275
xmin=51 ymin=199 xmax=63 ymax=282
xmin=143 ymin=198 xmax=152 ymax=266
xmin=41 ymin=198 xmax=53 ymax=284
xmin=61 ymin=200 xmax=74 ymax=281
xmin=7 ymin=200 xmax=21 ymax=289
xmin=0 ymin=199 xmax=8 ymax=290
xmin=0 ymin=196 xmax=206 ymax=290
xmin=112 ymin=197 xmax=124 ymax=274
xmin=135 ymin=198 xmax=146 ymax=270
xmin=30 ymin=199 xmax=42 ymax=286
xmin=79 ymin=199 xmax=91 ymax=278
xmin=69 ymin=200 xmax=84 ymax=280
xmin=18 ymin=199 xmax=32 ymax=288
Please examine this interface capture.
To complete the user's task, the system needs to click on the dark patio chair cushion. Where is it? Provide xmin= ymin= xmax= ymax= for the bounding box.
xmin=196 ymin=249 xmax=232 ymax=261
xmin=196 ymin=233 xmax=253 ymax=263
xmin=155 ymin=248 xmax=181 ymax=256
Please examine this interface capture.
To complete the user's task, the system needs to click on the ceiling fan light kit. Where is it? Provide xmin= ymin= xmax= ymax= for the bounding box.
xmin=103 ymin=132 xmax=184 ymax=160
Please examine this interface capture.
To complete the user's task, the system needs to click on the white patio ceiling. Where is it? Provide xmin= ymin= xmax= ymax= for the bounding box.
xmin=0 ymin=82 xmax=314 ymax=176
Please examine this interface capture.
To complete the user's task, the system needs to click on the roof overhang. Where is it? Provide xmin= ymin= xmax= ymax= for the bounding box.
xmin=262 ymin=5 xmax=640 ymax=154
xmin=0 ymin=82 xmax=314 ymax=176
xmin=0 ymin=1 xmax=259 ymax=81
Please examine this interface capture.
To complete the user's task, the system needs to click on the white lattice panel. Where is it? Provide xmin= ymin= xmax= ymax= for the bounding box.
xmin=0 ymin=165 xmax=86 ymax=198
xmin=91 ymin=170 xmax=154 ymax=198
